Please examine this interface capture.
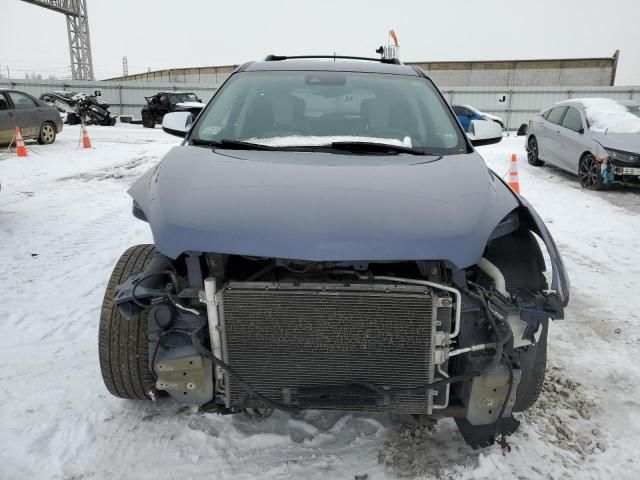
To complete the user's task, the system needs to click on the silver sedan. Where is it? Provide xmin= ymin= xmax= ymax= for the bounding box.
xmin=526 ymin=98 xmax=640 ymax=189
xmin=0 ymin=89 xmax=63 ymax=146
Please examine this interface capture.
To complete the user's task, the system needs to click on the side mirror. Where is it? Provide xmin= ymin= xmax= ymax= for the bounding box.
xmin=467 ymin=119 xmax=503 ymax=146
xmin=162 ymin=111 xmax=193 ymax=138
xmin=578 ymin=128 xmax=585 ymax=134
xmin=470 ymin=137 xmax=502 ymax=147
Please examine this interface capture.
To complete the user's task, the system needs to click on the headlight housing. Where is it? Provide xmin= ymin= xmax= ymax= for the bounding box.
xmin=606 ymin=148 xmax=640 ymax=164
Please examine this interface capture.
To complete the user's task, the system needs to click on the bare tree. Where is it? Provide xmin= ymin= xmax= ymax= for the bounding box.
xmin=24 ymin=72 xmax=44 ymax=80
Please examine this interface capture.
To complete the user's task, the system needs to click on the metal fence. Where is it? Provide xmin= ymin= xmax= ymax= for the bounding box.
xmin=0 ymin=78 xmax=218 ymax=118
xmin=441 ymin=86 xmax=640 ymax=129
xmin=2 ymin=79 xmax=639 ymax=129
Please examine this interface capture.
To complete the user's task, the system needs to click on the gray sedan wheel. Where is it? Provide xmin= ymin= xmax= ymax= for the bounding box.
xmin=37 ymin=122 xmax=56 ymax=145
xmin=527 ymin=137 xmax=544 ymax=166
xmin=579 ymin=153 xmax=604 ymax=190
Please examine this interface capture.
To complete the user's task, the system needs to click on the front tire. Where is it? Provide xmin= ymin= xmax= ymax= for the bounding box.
xmin=142 ymin=110 xmax=155 ymax=128
xmin=527 ymin=136 xmax=544 ymax=166
xmin=37 ymin=122 xmax=56 ymax=145
xmin=98 ymin=244 xmax=157 ymax=400
xmin=513 ymin=320 xmax=548 ymax=412
xmin=66 ymin=113 xmax=80 ymax=125
xmin=579 ymin=153 xmax=604 ymax=190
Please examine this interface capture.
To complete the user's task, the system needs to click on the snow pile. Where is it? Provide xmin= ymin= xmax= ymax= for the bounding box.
xmin=176 ymin=101 xmax=206 ymax=109
xmin=1 ymin=129 xmax=640 ymax=479
xmin=577 ymin=98 xmax=640 ymax=133
xmin=377 ymin=368 xmax=605 ymax=478
xmin=243 ymin=135 xmax=413 ymax=148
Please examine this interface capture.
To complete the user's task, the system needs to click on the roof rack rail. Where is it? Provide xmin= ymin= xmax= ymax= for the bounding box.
xmin=264 ymin=54 xmax=402 ymax=65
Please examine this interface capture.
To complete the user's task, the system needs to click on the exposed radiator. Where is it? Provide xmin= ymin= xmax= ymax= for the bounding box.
xmin=220 ymin=281 xmax=440 ymax=414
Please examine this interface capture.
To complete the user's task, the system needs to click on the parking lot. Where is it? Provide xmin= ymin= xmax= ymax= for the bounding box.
xmin=0 ymin=124 xmax=638 ymax=479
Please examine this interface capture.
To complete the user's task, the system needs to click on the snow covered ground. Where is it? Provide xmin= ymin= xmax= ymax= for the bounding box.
xmin=1 ymin=125 xmax=639 ymax=480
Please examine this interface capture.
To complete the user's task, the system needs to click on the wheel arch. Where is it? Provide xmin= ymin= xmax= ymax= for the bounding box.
xmin=44 ymin=119 xmax=61 ymax=133
xmin=579 ymin=150 xmax=594 ymax=162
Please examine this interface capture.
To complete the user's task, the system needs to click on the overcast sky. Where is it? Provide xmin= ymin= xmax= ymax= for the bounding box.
xmin=1 ymin=0 xmax=639 ymax=84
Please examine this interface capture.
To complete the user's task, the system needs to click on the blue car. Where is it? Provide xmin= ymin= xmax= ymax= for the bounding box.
xmin=452 ymin=104 xmax=504 ymax=132
xmin=99 ymin=55 xmax=568 ymax=449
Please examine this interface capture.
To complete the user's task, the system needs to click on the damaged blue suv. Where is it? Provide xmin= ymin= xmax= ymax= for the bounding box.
xmin=99 ymin=55 xmax=569 ymax=449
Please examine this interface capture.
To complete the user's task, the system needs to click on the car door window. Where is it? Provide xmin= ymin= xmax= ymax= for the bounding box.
xmin=7 ymin=92 xmax=37 ymax=109
xmin=547 ymin=106 xmax=568 ymax=125
xmin=561 ymin=107 xmax=584 ymax=132
xmin=0 ymin=93 xmax=9 ymax=110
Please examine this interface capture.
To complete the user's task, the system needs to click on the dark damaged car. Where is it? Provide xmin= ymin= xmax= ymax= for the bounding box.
xmin=99 ymin=56 xmax=570 ymax=448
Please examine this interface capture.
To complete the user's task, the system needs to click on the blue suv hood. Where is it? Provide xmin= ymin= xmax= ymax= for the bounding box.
xmin=129 ymin=145 xmax=519 ymax=268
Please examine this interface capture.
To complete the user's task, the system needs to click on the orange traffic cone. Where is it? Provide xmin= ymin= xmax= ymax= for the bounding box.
xmin=81 ymin=123 xmax=92 ymax=149
xmin=507 ymin=154 xmax=520 ymax=194
xmin=15 ymin=127 xmax=28 ymax=157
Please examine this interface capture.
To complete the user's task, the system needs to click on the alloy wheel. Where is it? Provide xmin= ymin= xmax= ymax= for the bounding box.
xmin=579 ymin=155 xmax=599 ymax=188
xmin=527 ymin=138 xmax=538 ymax=165
xmin=41 ymin=124 xmax=55 ymax=144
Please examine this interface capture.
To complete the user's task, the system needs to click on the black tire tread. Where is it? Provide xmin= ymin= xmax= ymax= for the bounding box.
xmin=513 ymin=321 xmax=548 ymax=412
xmin=99 ymin=244 xmax=157 ymax=400
xmin=527 ymin=136 xmax=545 ymax=166
xmin=515 ymin=351 xmax=546 ymax=412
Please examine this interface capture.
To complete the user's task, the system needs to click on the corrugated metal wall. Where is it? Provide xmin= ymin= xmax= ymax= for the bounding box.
xmin=106 ymin=65 xmax=238 ymax=87
xmin=105 ymin=53 xmax=618 ymax=88
xmin=410 ymin=57 xmax=617 ymax=87
xmin=441 ymin=86 xmax=640 ymax=129
xmin=2 ymin=79 xmax=638 ymax=129
xmin=0 ymin=79 xmax=218 ymax=118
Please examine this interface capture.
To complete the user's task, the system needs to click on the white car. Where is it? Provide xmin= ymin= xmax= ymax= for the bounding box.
xmin=526 ymin=98 xmax=640 ymax=188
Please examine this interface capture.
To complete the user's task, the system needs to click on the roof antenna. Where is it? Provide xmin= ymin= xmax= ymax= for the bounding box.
xmin=378 ymin=30 xmax=400 ymax=62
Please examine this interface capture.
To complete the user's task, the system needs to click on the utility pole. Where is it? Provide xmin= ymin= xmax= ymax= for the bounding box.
xmin=18 ymin=0 xmax=95 ymax=80
xmin=122 ymin=56 xmax=128 ymax=77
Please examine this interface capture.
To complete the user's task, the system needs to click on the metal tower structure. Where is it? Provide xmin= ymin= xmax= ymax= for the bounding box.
xmin=19 ymin=0 xmax=95 ymax=80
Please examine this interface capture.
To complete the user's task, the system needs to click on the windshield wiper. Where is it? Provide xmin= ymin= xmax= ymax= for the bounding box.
xmin=329 ymin=141 xmax=429 ymax=155
xmin=191 ymin=138 xmax=434 ymax=155
xmin=191 ymin=138 xmax=278 ymax=150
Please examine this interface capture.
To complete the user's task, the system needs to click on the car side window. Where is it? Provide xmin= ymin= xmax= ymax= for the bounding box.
xmin=542 ymin=109 xmax=551 ymax=119
xmin=547 ymin=106 xmax=568 ymax=125
xmin=0 ymin=93 xmax=9 ymax=111
xmin=561 ymin=107 xmax=584 ymax=132
xmin=7 ymin=92 xmax=37 ymax=109
xmin=452 ymin=106 xmax=464 ymax=116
